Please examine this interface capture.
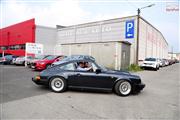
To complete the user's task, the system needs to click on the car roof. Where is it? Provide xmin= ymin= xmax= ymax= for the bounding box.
xmin=62 ymin=55 xmax=95 ymax=62
xmin=52 ymin=55 xmax=95 ymax=65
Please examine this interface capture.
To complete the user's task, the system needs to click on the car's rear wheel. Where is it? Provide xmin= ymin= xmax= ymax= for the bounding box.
xmin=49 ymin=77 xmax=67 ymax=93
xmin=115 ymin=80 xmax=132 ymax=96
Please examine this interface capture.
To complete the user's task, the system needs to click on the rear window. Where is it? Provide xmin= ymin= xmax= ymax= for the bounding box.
xmin=145 ymin=58 xmax=156 ymax=61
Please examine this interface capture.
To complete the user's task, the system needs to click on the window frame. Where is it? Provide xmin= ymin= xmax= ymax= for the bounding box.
xmin=74 ymin=60 xmax=99 ymax=73
xmin=58 ymin=62 xmax=76 ymax=71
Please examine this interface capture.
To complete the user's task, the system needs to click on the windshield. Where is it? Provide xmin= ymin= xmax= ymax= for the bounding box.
xmin=145 ymin=58 xmax=156 ymax=61
xmin=97 ymin=63 xmax=108 ymax=71
xmin=35 ymin=55 xmax=47 ymax=59
xmin=44 ymin=55 xmax=57 ymax=60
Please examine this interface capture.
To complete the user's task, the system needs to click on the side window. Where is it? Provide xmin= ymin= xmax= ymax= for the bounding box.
xmin=60 ymin=63 xmax=75 ymax=71
xmin=76 ymin=61 xmax=98 ymax=72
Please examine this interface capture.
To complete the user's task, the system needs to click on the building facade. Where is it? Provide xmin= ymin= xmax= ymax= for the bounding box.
xmin=0 ymin=16 xmax=168 ymax=69
xmin=0 ymin=19 xmax=35 ymax=56
xmin=0 ymin=19 xmax=56 ymax=56
xmin=55 ymin=15 xmax=168 ymax=69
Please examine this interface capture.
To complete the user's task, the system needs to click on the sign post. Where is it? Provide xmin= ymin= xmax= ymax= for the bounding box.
xmin=25 ymin=43 xmax=43 ymax=67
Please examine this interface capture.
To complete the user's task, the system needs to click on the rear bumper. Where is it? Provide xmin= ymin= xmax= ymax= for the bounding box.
xmin=32 ymin=77 xmax=48 ymax=85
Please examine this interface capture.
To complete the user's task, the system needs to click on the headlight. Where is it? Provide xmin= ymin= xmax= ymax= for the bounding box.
xmin=40 ymin=62 xmax=46 ymax=64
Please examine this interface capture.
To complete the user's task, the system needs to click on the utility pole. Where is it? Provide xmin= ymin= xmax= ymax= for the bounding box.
xmin=136 ymin=8 xmax=140 ymax=64
xmin=136 ymin=4 xmax=155 ymax=64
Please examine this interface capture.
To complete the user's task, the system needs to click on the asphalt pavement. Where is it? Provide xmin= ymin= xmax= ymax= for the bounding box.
xmin=0 ymin=64 xmax=179 ymax=120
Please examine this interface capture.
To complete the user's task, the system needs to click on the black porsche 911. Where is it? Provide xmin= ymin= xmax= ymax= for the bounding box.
xmin=32 ymin=55 xmax=145 ymax=96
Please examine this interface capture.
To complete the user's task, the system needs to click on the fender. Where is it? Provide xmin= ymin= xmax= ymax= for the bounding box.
xmin=113 ymin=77 xmax=132 ymax=87
xmin=48 ymin=72 xmax=68 ymax=81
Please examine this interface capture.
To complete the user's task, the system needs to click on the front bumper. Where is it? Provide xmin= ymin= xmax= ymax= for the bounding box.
xmin=141 ymin=64 xmax=156 ymax=69
xmin=133 ymin=82 xmax=145 ymax=92
xmin=32 ymin=63 xmax=46 ymax=70
xmin=15 ymin=61 xmax=24 ymax=65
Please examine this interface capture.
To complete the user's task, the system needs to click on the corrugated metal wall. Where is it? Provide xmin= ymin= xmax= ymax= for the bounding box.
xmin=59 ymin=42 xmax=130 ymax=70
xmin=57 ymin=16 xmax=137 ymax=44
xmin=35 ymin=26 xmax=57 ymax=55
xmin=139 ymin=18 xmax=168 ymax=61
xmin=56 ymin=16 xmax=137 ymax=64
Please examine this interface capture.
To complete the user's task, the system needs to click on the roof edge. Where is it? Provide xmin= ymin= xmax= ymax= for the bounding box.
xmin=139 ymin=16 xmax=168 ymax=46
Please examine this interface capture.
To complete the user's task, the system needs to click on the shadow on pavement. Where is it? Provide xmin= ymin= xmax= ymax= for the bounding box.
xmin=0 ymin=65 xmax=50 ymax=104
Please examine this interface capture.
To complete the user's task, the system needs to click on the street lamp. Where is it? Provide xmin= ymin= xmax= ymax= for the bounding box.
xmin=136 ymin=4 xmax=155 ymax=64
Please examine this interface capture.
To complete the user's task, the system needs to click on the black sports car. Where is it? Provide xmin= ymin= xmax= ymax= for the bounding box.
xmin=32 ymin=55 xmax=145 ymax=96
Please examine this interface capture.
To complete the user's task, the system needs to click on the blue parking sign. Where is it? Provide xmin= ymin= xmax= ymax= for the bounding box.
xmin=125 ymin=20 xmax=134 ymax=39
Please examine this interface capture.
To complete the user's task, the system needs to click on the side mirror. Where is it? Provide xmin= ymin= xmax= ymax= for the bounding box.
xmin=95 ymin=69 xmax=101 ymax=74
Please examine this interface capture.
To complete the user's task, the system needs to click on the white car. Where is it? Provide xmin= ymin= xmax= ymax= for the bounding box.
xmin=14 ymin=56 xmax=34 ymax=65
xmin=141 ymin=58 xmax=160 ymax=71
xmin=14 ymin=56 xmax=25 ymax=65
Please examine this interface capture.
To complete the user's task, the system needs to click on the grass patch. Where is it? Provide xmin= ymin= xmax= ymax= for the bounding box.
xmin=127 ymin=64 xmax=143 ymax=72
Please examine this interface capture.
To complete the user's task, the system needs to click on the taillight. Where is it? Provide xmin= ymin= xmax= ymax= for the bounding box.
xmin=35 ymin=75 xmax=41 ymax=80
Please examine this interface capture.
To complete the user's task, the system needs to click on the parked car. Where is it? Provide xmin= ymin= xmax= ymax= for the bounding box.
xmin=27 ymin=55 xmax=50 ymax=68
xmin=31 ymin=55 xmax=65 ymax=71
xmin=0 ymin=55 xmax=18 ymax=65
xmin=168 ymin=59 xmax=176 ymax=65
xmin=163 ymin=59 xmax=169 ymax=66
xmin=13 ymin=56 xmax=25 ymax=65
xmin=12 ymin=56 xmax=33 ymax=65
xmin=159 ymin=59 xmax=166 ymax=67
xmin=32 ymin=55 xmax=145 ymax=96
xmin=141 ymin=57 xmax=160 ymax=70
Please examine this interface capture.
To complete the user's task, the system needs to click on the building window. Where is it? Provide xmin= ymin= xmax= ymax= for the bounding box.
xmin=1 ymin=46 xmax=8 ymax=50
xmin=19 ymin=44 xmax=25 ymax=49
xmin=9 ymin=46 xmax=15 ymax=50
xmin=6 ymin=44 xmax=26 ymax=50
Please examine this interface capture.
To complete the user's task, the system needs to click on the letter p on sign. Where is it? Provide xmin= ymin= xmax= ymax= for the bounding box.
xmin=125 ymin=20 xmax=134 ymax=39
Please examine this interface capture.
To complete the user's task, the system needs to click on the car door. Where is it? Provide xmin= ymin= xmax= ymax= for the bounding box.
xmin=69 ymin=61 xmax=114 ymax=89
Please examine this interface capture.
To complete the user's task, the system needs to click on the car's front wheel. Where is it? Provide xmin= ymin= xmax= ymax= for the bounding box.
xmin=49 ymin=77 xmax=67 ymax=93
xmin=115 ymin=80 xmax=132 ymax=96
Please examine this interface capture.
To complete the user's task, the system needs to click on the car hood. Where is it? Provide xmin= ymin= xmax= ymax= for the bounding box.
xmin=34 ymin=59 xmax=50 ymax=63
xmin=101 ymin=69 xmax=140 ymax=79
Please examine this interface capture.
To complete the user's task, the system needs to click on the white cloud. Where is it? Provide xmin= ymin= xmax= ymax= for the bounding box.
xmin=1 ymin=0 xmax=134 ymax=28
xmin=1 ymin=0 xmax=90 ymax=28
xmin=91 ymin=12 xmax=133 ymax=22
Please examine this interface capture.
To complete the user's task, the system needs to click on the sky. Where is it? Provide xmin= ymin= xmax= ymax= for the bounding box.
xmin=0 ymin=0 xmax=179 ymax=52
